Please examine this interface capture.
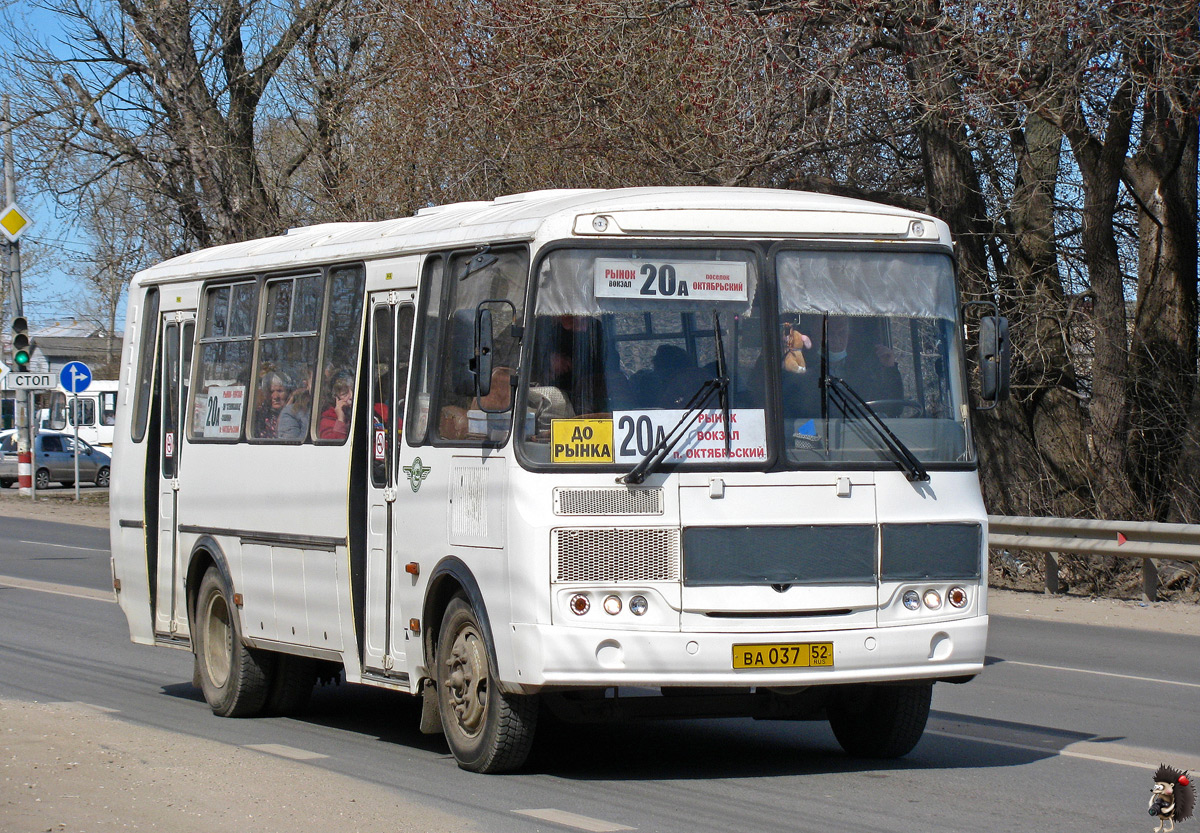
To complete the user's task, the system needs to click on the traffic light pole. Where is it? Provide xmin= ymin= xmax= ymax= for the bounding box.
xmin=2 ymin=96 xmax=32 ymax=498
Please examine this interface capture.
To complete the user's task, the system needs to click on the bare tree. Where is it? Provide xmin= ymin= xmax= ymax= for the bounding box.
xmin=3 ymin=0 xmax=344 ymax=250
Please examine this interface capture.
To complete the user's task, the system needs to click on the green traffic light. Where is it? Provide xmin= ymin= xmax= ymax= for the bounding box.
xmin=14 ymin=348 xmax=30 ymax=365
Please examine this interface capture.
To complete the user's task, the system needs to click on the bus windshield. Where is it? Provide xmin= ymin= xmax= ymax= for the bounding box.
xmin=517 ymin=245 xmax=971 ymax=469
xmin=776 ymin=249 xmax=971 ymax=467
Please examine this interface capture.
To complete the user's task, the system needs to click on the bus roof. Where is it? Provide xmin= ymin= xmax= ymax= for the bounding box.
xmin=131 ymin=187 xmax=947 ymax=287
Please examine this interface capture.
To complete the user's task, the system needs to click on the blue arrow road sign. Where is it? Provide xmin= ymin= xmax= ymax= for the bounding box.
xmin=61 ymin=361 xmax=93 ymax=394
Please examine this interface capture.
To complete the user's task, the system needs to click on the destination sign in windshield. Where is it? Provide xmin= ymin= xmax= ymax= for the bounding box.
xmin=594 ymin=258 xmax=749 ymax=302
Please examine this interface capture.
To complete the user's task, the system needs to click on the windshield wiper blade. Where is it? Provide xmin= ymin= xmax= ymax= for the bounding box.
xmin=712 ymin=311 xmax=732 ymax=457
xmin=824 ymin=376 xmax=929 ymax=482
xmin=618 ymin=377 xmax=727 ymax=485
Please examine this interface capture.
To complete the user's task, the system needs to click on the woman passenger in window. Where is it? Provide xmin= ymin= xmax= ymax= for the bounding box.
xmin=254 ymin=371 xmax=291 ymax=438
xmin=318 ymin=373 xmax=355 ymax=440
xmin=277 ymin=371 xmax=312 ymax=440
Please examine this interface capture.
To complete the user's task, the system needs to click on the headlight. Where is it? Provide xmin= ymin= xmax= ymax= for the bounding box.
xmin=602 ymin=595 xmax=622 ymax=615
xmin=629 ymin=595 xmax=648 ymax=616
xmin=923 ymin=589 xmax=942 ymax=610
xmin=902 ymin=590 xmax=921 ymax=610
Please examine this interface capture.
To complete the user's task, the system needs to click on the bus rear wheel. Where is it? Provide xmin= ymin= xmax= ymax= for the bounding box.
xmin=194 ymin=567 xmax=270 ymax=717
xmin=435 ymin=596 xmax=537 ymax=773
xmin=827 ymin=682 xmax=932 ymax=759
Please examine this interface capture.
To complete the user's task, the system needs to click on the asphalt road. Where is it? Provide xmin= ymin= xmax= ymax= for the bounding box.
xmin=2 ymin=516 xmax=1198 ymax=833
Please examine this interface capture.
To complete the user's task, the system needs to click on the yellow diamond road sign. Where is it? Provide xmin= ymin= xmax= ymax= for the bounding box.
xmin=0 ymin=202 xmax=31 ymax=242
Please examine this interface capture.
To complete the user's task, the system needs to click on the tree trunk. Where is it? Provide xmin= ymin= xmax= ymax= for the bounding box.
xmin=1125 ymin=103 xmax=1199 ymax=520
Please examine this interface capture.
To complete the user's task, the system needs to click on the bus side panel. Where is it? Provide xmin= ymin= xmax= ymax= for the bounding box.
xmin=175 ymin=444 xmax=353 ymax=657
xmin=110 ymin=292 xmax=155 ymax=645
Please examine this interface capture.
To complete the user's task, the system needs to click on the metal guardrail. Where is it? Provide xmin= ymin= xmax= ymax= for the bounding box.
xmin=988 ymin=515 xmax=1200 ymax=601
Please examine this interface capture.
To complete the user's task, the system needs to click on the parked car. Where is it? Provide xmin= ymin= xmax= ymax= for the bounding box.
xmin=0 ymin=430 xmax=111 ymax=489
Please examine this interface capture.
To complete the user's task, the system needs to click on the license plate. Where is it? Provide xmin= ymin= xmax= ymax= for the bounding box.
xmin=732 ymin=642 xmax=834 ymax=669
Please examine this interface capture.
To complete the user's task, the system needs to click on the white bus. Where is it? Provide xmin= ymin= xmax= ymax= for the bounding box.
xmin=110 ymin=188 xmax=1009 ymax=773
xmin=39 ymin=380 xmax=120 ymax=448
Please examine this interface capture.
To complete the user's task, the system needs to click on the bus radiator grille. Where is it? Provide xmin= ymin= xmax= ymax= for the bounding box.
xmin=553 ymin=528 xmax=680 ymax=582
xmin=553 ymin=487 xmax=664 ymax=516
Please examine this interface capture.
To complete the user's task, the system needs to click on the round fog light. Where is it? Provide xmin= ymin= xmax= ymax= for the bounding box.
xmin=569 ymin=593 xmax=591 ymax=615
xmin=902 ymin=590 xmax=921 ymax=610
xmin=603 ymin=594 xmax=622 ymax=615
xmin=948 ymin=586 xmax=968 ymax=608
xmin=629 ymin=595 xmax=648 ymax=616
xmin=923 ymin=589 xmax=942 ymax=610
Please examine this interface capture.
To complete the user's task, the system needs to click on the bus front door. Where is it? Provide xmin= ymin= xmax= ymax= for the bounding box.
xmin=362 ymin=296 xmax=415 ymax=679
xmin=153 ymin=314 xmax=194 ymax=643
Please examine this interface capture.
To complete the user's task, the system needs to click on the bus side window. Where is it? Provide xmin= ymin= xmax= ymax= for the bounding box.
xmin=131 ymin=288 xmax=160 ymax=442
xmin=433 ymin=248 xmax=528 ymax=444
xmin=253 ymin=273 xmax=323 ymax=441
xmin=100 ymin=392 xmax=117 ymax=426
xmin=313 ymin=265 xmax=365 ymax=444
xmin=191 ymin=280 xmax=257 ymax=440
xmin=406 ymin=257 xmax=445 ymax=446
xmin=71 ymin=397 xmax=96 ymax=427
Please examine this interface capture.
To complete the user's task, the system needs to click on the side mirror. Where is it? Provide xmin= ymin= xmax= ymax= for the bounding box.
xmin=449 ymin=300 xmax=517 ymax=404
xmin=979 ymin=315 xmax=1011 ymax=403
xmin=475 ymin=308 xmax=494 ymax=398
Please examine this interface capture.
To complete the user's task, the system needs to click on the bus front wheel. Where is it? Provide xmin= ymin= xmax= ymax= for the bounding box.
xmin=194 ymin=567 xmax=270 ymax=718
xmin=435 ymin=595 xmax=537 ymax=773
xmin=827 ymin=682 xmax=932 ymax=758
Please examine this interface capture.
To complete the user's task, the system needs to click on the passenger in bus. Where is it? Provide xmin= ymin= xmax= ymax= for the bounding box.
xmin=318 ymin=373 xmax=355 ymax=440
xmin=651 ymin=344 xmax=711 ymax=408
xmin=277 ymin=372 xmax=313 ymax=440
xmin=253 ymin=371 xmax=292 ymax=438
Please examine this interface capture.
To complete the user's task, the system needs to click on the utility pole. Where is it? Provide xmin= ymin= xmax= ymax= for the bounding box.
xmin=2 ymin=94 xmax=32 ymax=498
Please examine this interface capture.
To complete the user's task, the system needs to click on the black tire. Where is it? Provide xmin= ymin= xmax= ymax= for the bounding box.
xmin=827 ymin=683 xmax=932 ymax=758
xmin=0 ymin=478 xmax=13 ymax=489
xmin=35 ymin=468 xmax=51 ymax=490
xmin=95 ymin=466 xmax=110 ymax=488
xmin=435 ymin=595 xmax=537 ymax=773
xmin=264 ymin=654 xmax=318 ymax=716
xmin=193 ymin=568 xmax=270 ymax=717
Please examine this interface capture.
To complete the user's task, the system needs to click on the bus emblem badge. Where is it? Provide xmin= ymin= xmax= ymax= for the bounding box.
xmin=403 ymin=458 xmax=431 ymax=492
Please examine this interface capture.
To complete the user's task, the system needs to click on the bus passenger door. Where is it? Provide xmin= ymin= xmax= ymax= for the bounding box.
xmin=153 ymin=314 xmax=195 ymax=643
xmin=363 ymin=295 xmax=415 ymax=677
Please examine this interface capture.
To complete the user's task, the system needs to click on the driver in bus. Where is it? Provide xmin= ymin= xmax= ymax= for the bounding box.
xmin=782 ymin=316 xmax=903 ymax=416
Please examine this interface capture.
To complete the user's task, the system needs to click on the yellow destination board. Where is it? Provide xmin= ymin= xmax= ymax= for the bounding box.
xmin=551 ymin=419 xmax=614 ymax=464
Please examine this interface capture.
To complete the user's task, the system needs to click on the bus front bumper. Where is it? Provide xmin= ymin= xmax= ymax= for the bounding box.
xmin=507 ymin=616 xmax=988 ymax=690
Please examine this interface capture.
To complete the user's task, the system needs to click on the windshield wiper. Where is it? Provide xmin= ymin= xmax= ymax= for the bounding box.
xmin=712 ymin=311 xmax=732 ymax=457
xmin=823 ymin=375 xmax=929 ymax=482
xmin=618 ymin=376 xmax=727 ymax=485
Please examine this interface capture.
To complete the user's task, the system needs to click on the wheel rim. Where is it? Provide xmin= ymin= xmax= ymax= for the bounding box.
xmin=203 ymin=592 xmax=233 ymax=688
xmin=97 ymin=468 xmax=109 ymax=487
xmin=442 ymin=622 xmax=489 ymax=738
xmin=36 ymin=469 xmax=50 ymax=489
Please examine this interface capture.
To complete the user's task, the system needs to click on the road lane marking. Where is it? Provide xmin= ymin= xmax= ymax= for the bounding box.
xmin=1002 ymin=659 xmax=1200 ymax=689
xmin=244 ymin=743 xmax=329 ymax=761
xmin=17 ymin=540 xmax=108 ymax=553
xmin=515 ymin=809 xmax=635 ymax=832
xmin=928 ymin=728 xmax=1200 ymax=773
xmin=0 ymin=574 xmax=115 ymax=603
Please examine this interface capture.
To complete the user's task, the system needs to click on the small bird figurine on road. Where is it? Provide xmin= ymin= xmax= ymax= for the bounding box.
xmin=1149 ymin=764 xmax=1195 ymax=833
